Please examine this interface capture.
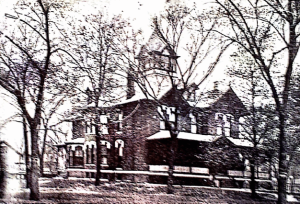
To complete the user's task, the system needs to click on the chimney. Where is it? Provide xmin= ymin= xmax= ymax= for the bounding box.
xmin=86 ymin=87 xmax=92 ymax=105
xmin=214 ymin=81 xmax=219 ymax=91
xmin=212 ymin=81 xmax=221 ymax=98
xmin=126 ymin=73 xmax=135 ymax=100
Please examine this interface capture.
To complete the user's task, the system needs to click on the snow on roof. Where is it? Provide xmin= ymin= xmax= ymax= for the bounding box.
xmin=147 ymin=130 xmax=221 ymax=143
xmin=147 ymin=130 xmax=253 ymax=147
xmin=227 ymin=137 xmax=253 ymax=147
xmin=113 ymin=84 xmax=171 ymax=106
xmin=65 ymin=138 xmax=85 ymax=144
xmin=178 ymin=132 xmax=221 ymax=142
xmin=147 ymin=130 xmax=171 ymax=140
xmin=113 ymin=93 xmax=148 ymax=106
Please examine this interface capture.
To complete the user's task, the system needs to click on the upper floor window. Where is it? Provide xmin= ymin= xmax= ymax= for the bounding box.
xmin=117 ymin=111 xmax=123 ymax=132
xmin=189 ymin=113 xmax=197 ymax=133
xmin=215 ymin=113 xmax=234 ymax=136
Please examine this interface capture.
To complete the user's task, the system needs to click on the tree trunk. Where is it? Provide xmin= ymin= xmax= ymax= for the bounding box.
xmin=250 ymin=159 xmax=257 ymax=198
xmin=23 ymin=117 xmax=31 ymax=189
xmin=167 ymin=136 xmax=178 ymax=194
xmin=39 ymin=154 xmax=44 ymax=177
xmin=95 ymin=134 xmax=102 ymax=186
xmin=29 ymin=124 xmax=40 ymax=200
xmin=277 ymin=115 xmax=288 ymax=204
xmin=39 ymin=130 xmax=48 ymax=176
xmin=0 ymin=143 xmax=6 ymax=198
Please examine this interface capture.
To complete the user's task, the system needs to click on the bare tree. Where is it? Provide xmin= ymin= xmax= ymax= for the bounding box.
xmin=228 ymin=51 xmax=279 ymax=197
xmin=66 ymin=12 xmax=129 ymax=185
xmin=214 ymin=0 xmax=300 ymax=202
xmin=0 ymin=0 xmax=72 ymax=200
xmin=39 ymin=94 xmax=73 ymax=176
xmin=114 ymin=3 xmax=231 ymax=193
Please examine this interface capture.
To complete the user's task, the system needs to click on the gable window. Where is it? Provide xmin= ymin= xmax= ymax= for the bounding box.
xmin=190 ymin=113 xmax=197 ymax=133
xmin=215 ymin=113 xmax=223 ymax=135
xmin=225 ymin=114 xmax=234 ymax=137
xmin=215 ymin=113 xmax=234 ymax=136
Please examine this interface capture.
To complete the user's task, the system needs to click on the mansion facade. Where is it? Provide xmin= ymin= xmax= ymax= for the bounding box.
xmin=56 ymin=84 xmax=256 ymax=185
xmin=56 ymin=30 xmax=259 ymax=186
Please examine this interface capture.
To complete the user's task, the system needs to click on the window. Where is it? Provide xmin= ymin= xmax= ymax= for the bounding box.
xmin=115 ymin=139 xmax=124 ymax=157
xmin=91 ymin=145 xmax=95 ymax=164
xmin=73 ymin=146 xmax=83 ymax=166
xmin=225 ymin=114 xmax=234 ymax=137
xmin=102 ymin=157 xmax=107 ymax=165
xmin=160 ymin=120 xmax=166 ymax=129
xmin=75 ymin=146 xmax=83 ymax=157
xmin=85 ymin=122 xmax=88 ymax=133
xmin=215 ymin=113 xmax=223 ymax=135
xmin=101 ymin=125 xmax=108 ymax=134
xmin=90 ymin=120 xmax=94 ymax=134
xmin=117 ymin=111 xmax=123 ymax=132
xmin=86 ymin=146 xmax=89 ymax=163
xmin=158 ymin=106 xmax=165 ymax=130
xmin=215 ymin=113 xmax=234 ymax=136
xmin=190 ymin=113 xmax=197 ymax=133
xmin=100 ymin=115 xmax=108 ymax=124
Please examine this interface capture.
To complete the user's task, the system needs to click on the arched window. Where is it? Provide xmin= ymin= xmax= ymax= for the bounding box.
xmin=115 ymin=139 xmax=124 ymax=157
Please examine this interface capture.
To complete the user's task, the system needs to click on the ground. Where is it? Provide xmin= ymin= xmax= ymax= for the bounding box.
xmin=1 ymin=177 xmax=298 ymax=203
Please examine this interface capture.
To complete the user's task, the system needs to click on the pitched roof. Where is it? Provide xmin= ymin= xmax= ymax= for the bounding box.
xmin=188 ymin=86 xmax=248 ymax=114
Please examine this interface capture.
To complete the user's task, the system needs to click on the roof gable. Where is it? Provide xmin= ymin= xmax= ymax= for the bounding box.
xmin=189 ymin=86 xmax=248 ymax=116
xmin=211 ymin=87 xmax=247 ymax=113
xmin=159 ymin=87 xmax=190 ymax=113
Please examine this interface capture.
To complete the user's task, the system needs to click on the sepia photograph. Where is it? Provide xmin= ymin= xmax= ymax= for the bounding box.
xmin=0 ymin=0 xmax=299 ymax=203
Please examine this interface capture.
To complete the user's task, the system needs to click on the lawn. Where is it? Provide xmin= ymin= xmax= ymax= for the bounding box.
xmin=0 ymin=177 xmax=287 ymax=203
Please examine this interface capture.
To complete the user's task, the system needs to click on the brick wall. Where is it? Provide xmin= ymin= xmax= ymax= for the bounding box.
xmin=115 ymin=99 xmax=160 ymax=171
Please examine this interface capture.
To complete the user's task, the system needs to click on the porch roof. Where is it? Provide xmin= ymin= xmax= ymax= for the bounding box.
xmin=147 ymin=130 xmax=253 ymax=147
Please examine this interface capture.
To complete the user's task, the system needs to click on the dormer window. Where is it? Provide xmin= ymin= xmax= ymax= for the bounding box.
xmin=215 ymin=113 xmax=223 ymax=135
